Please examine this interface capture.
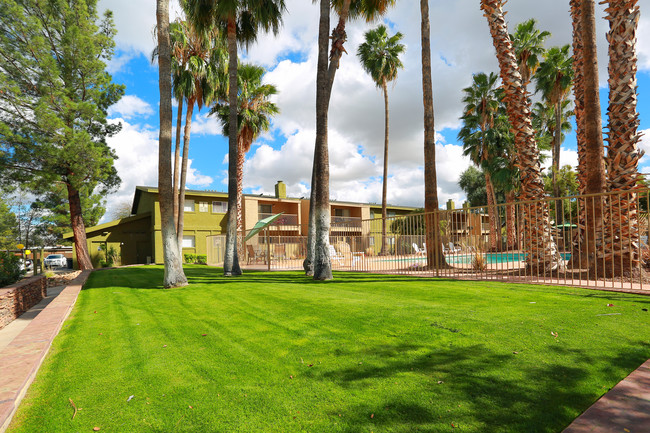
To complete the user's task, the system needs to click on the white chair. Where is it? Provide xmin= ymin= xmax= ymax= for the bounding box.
xmin=412 ymin=243 xmax=425 ymax=256
xmin=448 ymin=242 xmax=461 ymax=253
xmin=328 ymin=244 xmax=344 ymax=265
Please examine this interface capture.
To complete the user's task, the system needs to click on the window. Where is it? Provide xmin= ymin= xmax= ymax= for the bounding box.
xmin=184 ymin=199 xmax=195 ymax=212
xmin=388 ymin=210 xmax=396 ymax=218
xmin=212 ymin=201 xmax=228 ymax=213
xmin=369 ymin=237 xmax=374 ymax=246
xmin=199 ymin=202 xmax=209 ymax=212
xmin=259 ymin=204 xmax=272 ymax=214
xmin=182 ymin=235 xmax=195 ymax=248
xmin=334 ymin=208 xmax=350 ymax=217
xmin=370 ymin=211 xmax=375 ymax=219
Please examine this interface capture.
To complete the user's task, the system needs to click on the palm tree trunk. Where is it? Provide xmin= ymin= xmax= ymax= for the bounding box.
xmin=552 ymin=101 xmax=563 ymax=225
xmin=481 ymin=0 xmax=561 ymax=273
xmin=173 ymin=98 xmax=183 ymax=230
xmin=156 ymin=0 xmax=187 ymax=288
xmin=505 ymin=191 xmax=517 ymax=250
xmin=485 ymin=173 xmax=499 ymax=251
xmin=177 ymin=98 xmax=194 ymax=252
xmin=66 ymin=182 xmax=93 ymax=270
xmin=313 ymin=0 xmax=333 ymax=280
xmin=236 ymin=137 xmax=246 ymax=233
xmin=602 ymin=0 xmax=642 ymax=277
xmin=303 ymin=158 xmax=318 ymax=276
xmin=326 ymin=0 xmax=352 ymax=97
xmin=421 ymin=0 xmax=446 ymax=269
xmin=223 ymin=17 xmax=241 ymax=276
xmin=380 ymin=79 xmax=389 ymax=256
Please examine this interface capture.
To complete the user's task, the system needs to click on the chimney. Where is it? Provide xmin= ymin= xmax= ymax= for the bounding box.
xmin=275 ymin=181 xmax=286 ymax=199
xmin=446 ymin=199 xmax=455 ymax=210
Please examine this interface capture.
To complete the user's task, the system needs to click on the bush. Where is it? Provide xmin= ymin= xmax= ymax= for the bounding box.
xmin=0 ymin=252 xmax=25 ymax=287
xmin=196 ymin=255 xmax=207 ymax=265
xmin=184 ymin=253 xmax=197 ymax=264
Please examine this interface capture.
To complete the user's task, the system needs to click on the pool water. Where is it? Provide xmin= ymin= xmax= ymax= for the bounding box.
xmin=381 ymin=252 xmax=571 ymax=265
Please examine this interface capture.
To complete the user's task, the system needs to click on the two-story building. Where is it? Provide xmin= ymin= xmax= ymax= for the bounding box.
xmin=64 ymin=181 xmax=418 ymax=267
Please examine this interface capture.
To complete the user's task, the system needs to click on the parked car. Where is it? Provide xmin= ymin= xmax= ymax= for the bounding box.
xmin=44 ymin=254 xmax=67 ymax=268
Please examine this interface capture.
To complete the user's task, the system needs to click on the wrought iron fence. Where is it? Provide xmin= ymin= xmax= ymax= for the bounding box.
xmin=206 ymin=189 xmax=650 ymax=291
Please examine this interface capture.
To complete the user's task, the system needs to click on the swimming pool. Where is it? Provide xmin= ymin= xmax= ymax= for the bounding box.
xmin=381 ymin=252 xmax=571 ymax=265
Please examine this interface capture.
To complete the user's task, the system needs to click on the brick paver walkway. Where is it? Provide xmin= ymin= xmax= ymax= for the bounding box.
xmin=0 ymin=271 xmax=90 ymax=432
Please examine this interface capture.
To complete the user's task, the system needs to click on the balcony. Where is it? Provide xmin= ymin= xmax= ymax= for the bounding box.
xmin=331 ymin=216 xmax=362 ymax=231
xmin=259 ymin=213 xmax=299 ymax=227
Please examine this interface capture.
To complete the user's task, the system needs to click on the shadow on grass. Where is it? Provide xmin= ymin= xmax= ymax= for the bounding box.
xmin=319 ymin=341 xmax=650 ymax=433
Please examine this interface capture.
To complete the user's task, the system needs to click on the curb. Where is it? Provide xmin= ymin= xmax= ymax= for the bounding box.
xmin=0 ymin=270 xmax=91 ymax=432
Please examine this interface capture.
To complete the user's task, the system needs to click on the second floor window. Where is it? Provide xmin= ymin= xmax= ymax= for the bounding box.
xmin=184 ymin=199 xmax=195 ymax=212
xmin=212 ymin=201 xmax=228 ymax=213
xmin=259 ymin=204 xmax=272 ymax=214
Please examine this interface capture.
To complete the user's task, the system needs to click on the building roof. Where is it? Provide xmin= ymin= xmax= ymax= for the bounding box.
xmin=62 ymin=212 xmax=152 ymax=240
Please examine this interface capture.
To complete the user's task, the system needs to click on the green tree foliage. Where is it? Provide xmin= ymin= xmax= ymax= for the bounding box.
xmin=0 ymin=251 xmax=23 ymax=286
xmin=0 ymin=0 xmax=124 ymax=269
xmin=459 ymin=166 xmax=488 ymax=208
xmin=0 ymin=196 xmax=17 ymax=249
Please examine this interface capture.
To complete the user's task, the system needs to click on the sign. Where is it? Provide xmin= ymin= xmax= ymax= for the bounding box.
xmin=16 ymin=244 xmax=24 ymax=250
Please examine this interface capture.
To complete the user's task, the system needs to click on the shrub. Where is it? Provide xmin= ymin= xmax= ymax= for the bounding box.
xmin=196 ymin=255 xmax=207 ymax=265
xmin=184 ymin=253 xmax=197 ymax=264
xmin=472 ymin=252 xmax=487 ymax=271
xmin=0 ymin=252 xmax=24 ymax=287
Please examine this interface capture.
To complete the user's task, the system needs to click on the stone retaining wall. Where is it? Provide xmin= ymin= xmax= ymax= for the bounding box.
xmin=0 ymin=276 xmax=47 ymax=330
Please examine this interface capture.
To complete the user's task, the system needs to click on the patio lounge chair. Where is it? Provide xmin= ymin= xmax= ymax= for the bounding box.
xmin=412 ymin=243 xmax=425 ymax=256
xmin=336 ymin=242 xmax=364 ymax=267
xmin=274 ymin=244 xmax=287 ymax=260
xmin=328 ymin=244 xmax=345 ymax=266
xmin=448 ymin=242 xmax=461 ymax=254
xmin=246 ymin=244 xmax=265 ymax=264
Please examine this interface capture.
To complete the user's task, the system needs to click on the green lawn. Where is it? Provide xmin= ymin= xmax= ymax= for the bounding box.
xmin=8 ymin=266 xmax=650 ymax=433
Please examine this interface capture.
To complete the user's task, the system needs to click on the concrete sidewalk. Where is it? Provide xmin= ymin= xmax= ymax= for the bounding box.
xmin=0 ymin=271 xmax=90 ymax=432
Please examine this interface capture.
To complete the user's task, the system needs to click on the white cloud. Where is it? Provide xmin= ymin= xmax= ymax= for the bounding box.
xmin=191 ymin=111 xmax=223 ymax=136
xmin=101 ymin=118 xmax=214 ymax=223
xmin=108 ymin=95 xmax=154 ymax=119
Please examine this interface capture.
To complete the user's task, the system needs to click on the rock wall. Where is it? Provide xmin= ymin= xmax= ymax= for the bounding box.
xmin=0 ymin=276 xmax=47 ymax=330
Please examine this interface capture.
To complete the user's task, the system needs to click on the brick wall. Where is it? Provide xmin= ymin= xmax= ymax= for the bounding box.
xmin=0 ymin=276 xmax=47 ymax=330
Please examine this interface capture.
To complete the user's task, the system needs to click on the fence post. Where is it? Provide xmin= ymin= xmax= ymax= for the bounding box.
xmin=266 ymin=227 xmax=271 ymax=272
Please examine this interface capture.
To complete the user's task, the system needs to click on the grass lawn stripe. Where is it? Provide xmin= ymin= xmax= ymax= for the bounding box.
xmin=6 ymin=266 xmax=650 ymax=432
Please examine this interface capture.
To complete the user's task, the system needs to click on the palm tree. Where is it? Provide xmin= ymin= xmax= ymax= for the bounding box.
xmin=509 ymin=19 xmax=550 ymax=94
xmin=172 ymin=16 xmax=227 ymax=252
xmin=211 ymin=63 xmax=279 ymax=233
xmin=458 ymin=72 xmax=503 ymax=251
xmin=420 ymin=0 xmax=446 ymax=269
xmin=306 ymin=0 xmax=396 ymax=280
xmin=480 ymin=0 xmax=561 ymax=273
xmin=185 ymin=0 xmax=286 ymax=277
xmin=534 ymin=45 xmax=574 ymax=203
xmin=569 ymin=0 xmax=606 ymax=269
xmin=602 ymin=0 xmax=642 ymax=276
xmin=357 ymin=25 xmax=405 ymax=256
xmin=156 ymin=0 xmax=188 ymax=288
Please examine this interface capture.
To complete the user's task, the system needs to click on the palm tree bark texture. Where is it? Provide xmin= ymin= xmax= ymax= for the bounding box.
xmin=570 ymin=0 xmax=607 ymax=269
xmin=223 ymin=17 xmax=242 ymax=276
xmin=156 ymin=0 xmax=188 ymax=288
xmin=601 ymin=0 xmax=643 ymax=277
xmin=420 ymin=0 xmax=446 ymax=270
xmin=480 ymin=0 xmax=561 ymax=273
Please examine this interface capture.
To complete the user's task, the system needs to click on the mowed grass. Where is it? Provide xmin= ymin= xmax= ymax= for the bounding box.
xmin=8 ymin=266 xmax=650 ymax=433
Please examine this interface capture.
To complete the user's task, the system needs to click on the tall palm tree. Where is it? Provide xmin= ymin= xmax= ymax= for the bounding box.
xmin=420 ymin=0 xmax=446 ymax=269
xmin=602 ymin=0 xmax=642 ymax=276
xmin=480 ymin=0 xmax=561 ymax=273
xmin=510 ymin=19 xmax=550 ymax=94
xmin=156 ymin=0 xmax=188 ymax=288
xmin=185 ymin=0 xmax=286 ymax=277
xmin=357 ymin=24 xmax=405 ymax=256
xmin=569 ymin=0 xmax=607 ymax=269
xmin=458 ymin=72 xmax=503 ymax=251
xmin=172 ymin=16 xmax=227 ymax=252
xmin=211 ymin=63 xmax=279 ymax=233
xmin=534 ymin=45 xmax=574 ymax=203
xmin=306 ymin=0 xmax=396 ymax=280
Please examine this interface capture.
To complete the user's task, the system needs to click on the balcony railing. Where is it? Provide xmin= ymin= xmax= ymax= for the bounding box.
xmin=259 ymin=213 xmax=299 ymax=226
xmin=331 ymin=216 xmax=362 ymax=228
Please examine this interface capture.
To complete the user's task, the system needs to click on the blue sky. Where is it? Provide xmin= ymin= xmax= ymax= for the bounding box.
xmin=98 ymin=0 xmax=650 ymax=221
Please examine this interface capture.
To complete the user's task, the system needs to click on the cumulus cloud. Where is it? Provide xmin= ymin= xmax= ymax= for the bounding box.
xmin=108 ymin=95 xmax=154 ymax=119
xmin=101 ymin=118 xmax=213 ymax=223
xmin=191 ymin=112 xmax=223 ymax=136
